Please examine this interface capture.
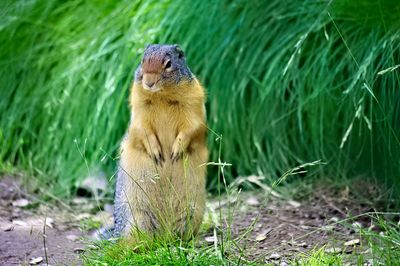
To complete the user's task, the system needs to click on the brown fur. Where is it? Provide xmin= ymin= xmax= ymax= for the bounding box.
xmin=118 ymin=69 xmax=208 ymax=241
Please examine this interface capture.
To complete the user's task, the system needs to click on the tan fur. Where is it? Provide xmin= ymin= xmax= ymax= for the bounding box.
xmin=118 ymin=75 xmax=208 ymax=241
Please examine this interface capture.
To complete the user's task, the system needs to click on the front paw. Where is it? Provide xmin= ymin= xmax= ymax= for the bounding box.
xmin=170 ymin=149 xmax=182 ymax=163
xmin=150 ymin=150 xmax=164 ymax=166
xmin=170 ymin=140 xmax=184 ymax=163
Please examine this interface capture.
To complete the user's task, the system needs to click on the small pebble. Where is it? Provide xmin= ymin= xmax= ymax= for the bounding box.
xmin=344 ymin=239 xmax=360 ymax=246
xmin=73 ymin=247 xmax=85 ymax=254
xmin=12 ymin=220 xmax=29 ymax=227
xmin=352 ymin=222 xmax=362 ymax=232
xmin=322 ymin=225 xmax=334 ymax=231
xmin=72 ymin=197 xmax=88 ymax=205
xmin=269 ymin=253 xmax=280 ymax=260
xmin=104 ymin=204 xmax=114 ymax=214
xmin=66 ymin=234 xmax=79 ymax=242
xmin=255 ymin=233 xmax=267 ymax=242
xmin=205 ymin=236 xmax=216 ymax=243
xmin=46 ymin=218 xmax=54 ymax=228
xmin=12 ymin=198 xmax=30 ymax=208
xmin=2 ymin=224 xmax=14 ymax=232
xmin=325 ymin=247 xmax=342 ymax=254
xmin=246 ymin=196 xmax=260 ymax=206
xmin=287 ymin=200 xmax=301 ymax=208
xmin=86 ymin=244 xmax=99 ymax=250
xmin=329 ymin=217 xmax=339 ymax=223
xmin=255 ymin=228 xmax=272 ymax=242
xmin=29 ymin=257 xmax=43 ymax=265
xmin=297 ymin=242 xmax=308 ymax=247
xmin=75 ymin=213 xmax=91 ymax=221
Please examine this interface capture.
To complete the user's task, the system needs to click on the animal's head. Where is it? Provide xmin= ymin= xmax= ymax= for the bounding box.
xmin=135 ymin=44 xmax=192 ymax=92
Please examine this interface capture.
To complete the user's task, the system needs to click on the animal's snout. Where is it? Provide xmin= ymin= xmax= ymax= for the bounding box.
xmin=145 ymin=81 xmax=155 ymax=88
xmin=142 ymin=73 xmax=159 ymax=91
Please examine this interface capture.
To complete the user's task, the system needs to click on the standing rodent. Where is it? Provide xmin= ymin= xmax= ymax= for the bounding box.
xmin=106 ymin=44 xmax=208 ymax=242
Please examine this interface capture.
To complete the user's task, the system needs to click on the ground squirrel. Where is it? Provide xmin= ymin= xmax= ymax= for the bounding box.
xmin=105 ymin=44 xmax=208 ymax=242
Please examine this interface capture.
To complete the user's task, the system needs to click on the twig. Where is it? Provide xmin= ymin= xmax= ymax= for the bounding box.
xmin=321 ymin=195 xmax=347 ymax=217
xmin=43 ymin=216 xmax=49 ymax=266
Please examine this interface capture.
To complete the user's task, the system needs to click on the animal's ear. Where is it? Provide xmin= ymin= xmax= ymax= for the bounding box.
xmin=174 ymin=44 xmax=185 ymax=58
xmin=145 ymin=44 xmax=152 ymax=50
xmin=134 ymin=64 xmax=143 ymax=80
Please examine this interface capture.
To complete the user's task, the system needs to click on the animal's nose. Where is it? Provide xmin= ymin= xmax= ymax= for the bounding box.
xmin=145 ymin=81 xmax=155 ymax=88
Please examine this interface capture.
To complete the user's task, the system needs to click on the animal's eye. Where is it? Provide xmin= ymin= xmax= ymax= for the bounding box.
xmin=165 ymin=60 xmax=172 ymax=69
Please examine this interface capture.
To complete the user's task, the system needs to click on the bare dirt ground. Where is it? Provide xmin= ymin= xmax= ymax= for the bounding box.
xmin=0 ymin=175 xmax=383 ymax=265
xmin=207 ymin=184 xmax=378 ymax=264
xmin=0 ymin=176 xmax=101 ymax=266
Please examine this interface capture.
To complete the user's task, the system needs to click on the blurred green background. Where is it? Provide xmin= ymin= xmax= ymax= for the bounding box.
xmin=0 ymin=0 xmax=399 ymax=198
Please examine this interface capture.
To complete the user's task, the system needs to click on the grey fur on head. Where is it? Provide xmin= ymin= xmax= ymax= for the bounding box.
xmin=134 ymin=44 xmax=193 ymax=84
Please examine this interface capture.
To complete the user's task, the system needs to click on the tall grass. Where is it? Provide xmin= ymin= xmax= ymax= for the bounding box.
xmin=0 ymin=0 xmax=399 ymax=196
xmin=0 ymin=0 xmax=170 ymax=195
xmin=161 ymin=0 xmax=400 ymax=191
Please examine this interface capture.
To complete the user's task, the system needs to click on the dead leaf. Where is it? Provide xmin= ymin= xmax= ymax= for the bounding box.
xmin=92 ymin=211 xmax=112 ymax=224
xmin=75 ymin=213 xmax=91 ymax=221
xmin=12 ymin=198 xmax=30 ymax=208
xmin=78 ymin=171 xmax=108 ymax=198
xmin=297 ymin=242 xmax=308 ymax=247
xmin=238 ymin=175 xmax=282 ymax=198
xmin=73 ymin=247 xmax=85 ymax=254
xmin=86 ymin=244 xmax=99 ymax=250
xmin=325 ymin=247 xmax=342 ymax=254
xmin=72 ymin=197 xmax=88 ymax=205
xmin=340 ymin=186 xmax=349 ymax=201
xmin=66 ymin=234 xmax=79 ymax=242
xmin=255 ymin=234 xmax=266 ymax=242
xmin=329 ymin=217 xmax=339 ymax=223
xmin=255 ymin=228 xmax=272 ymax=242
xmin=246 ymin=196 xmax=260 ymax=206
xmin=2 ymin=224 xmax=14 ymax=232
xmin=13 ymin=220 xmax=29 ymax=227
xmin=46 ymin=218 xmax=54 ymax=228
xmin=287 ymin=200 xmax=301 ymax=208
xmin=344 ymin=239 xmax=360 ymax=246
xmin=205 ymin=236 xmax=216 ymax=243
xmin=269 ymin=253 xmax=280 ymax=260
xmin=352 ymin=222 xmax=362 ymax=231
xmin=104 ymin=204 xmax=113 ymax=214
xmin=29 ymin=256 xmax=43 ymax=265
xmin=321 ymin=225 xmax=334 ymax=231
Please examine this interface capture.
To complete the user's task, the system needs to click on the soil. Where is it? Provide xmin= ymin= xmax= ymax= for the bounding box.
xmin=0 ymin=175 xmax=384 ymax=265
xmin=207 ymin=186 xmax=377 ymax=264
xmin=0 ymin=176 xmax=102 ymax=266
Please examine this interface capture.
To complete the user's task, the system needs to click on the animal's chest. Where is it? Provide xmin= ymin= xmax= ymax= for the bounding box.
xmin=144 ymin=101 xmax=185 ymax=146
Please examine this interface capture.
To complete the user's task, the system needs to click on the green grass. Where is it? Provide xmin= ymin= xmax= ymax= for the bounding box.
xmin=360 ymin=214 xmax=400 ymax=265
xmin=295 ymin=217 xmax=400 ymax=266
xmin=294 ymin=248 xmax=344 ymax=266
xmin=81 ymin=211 xmax=400 ymax=265
xmin=83 ymin=240 xmax=266 ymax=266
xmin=1 ymin=1 xmax=399 ymax=196
xmin=0 ymin=0 xmax=170 ymax=196
xmin=160 ymin=0 xmax=400 ymax=192
xmin=82 ymin=197 xmax=400 ymax=266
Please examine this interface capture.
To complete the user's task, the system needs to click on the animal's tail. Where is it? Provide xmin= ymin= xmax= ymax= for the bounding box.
xmin=94 ymin=226 xmax=119 ymax=241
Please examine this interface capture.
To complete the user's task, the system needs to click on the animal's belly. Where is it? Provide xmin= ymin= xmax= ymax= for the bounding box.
xmin=152 ymin=119 xmax=177 ymax=158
